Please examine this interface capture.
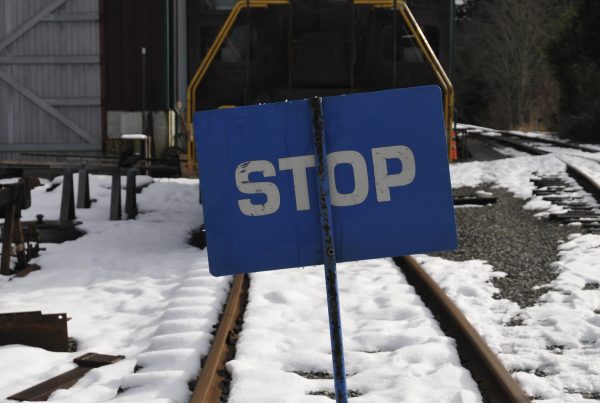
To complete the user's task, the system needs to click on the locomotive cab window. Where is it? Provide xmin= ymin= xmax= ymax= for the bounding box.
xmin=214 ymin=0 xmax=237 ymax=10
xmin=381 ymin=25 xmax=423 ymax=63
xmin=216 ymin=25 xmax=258 ymax=63
xmin=406 ymin=0 xmax=439 ymax=9
xmin=381 ymin=25 xmax=440 ymax=63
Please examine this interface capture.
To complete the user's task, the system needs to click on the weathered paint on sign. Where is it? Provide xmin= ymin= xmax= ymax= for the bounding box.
xmin=195 ymin=86 xmax=457 ymax=276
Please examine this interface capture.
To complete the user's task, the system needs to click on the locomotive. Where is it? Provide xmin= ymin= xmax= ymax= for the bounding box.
xmin=185 ymin=0 xmax=454 ymax=168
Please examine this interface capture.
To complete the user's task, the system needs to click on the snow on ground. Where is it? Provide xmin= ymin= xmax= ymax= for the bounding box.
xmin=1 ymin=173 xmax=483 ymax=403
xmin=507 ymin=130 xmax=564 ymax=143
xmin=0 ymin=175 xmax=228 ymax=402
xmin=450 ymin=146 xmax=597 ymax=216
xmin=227 ymin=259 xmax=481 ymax=403
xmin=491 ymin=146 xmax=531 ymax=158
xmin=449 ymin=154 xmax=565 ymax=199
xmin=2 ymin=130 xmax=600 ymax=402
xmin=422 ymin=149 xmax=600 ymax=402
xmin=106 ymin=138 xmax=600 ymax=403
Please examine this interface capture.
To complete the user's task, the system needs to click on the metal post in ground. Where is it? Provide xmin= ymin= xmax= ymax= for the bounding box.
xmin=77 ymin=165 xmax=91 ymax=208
xmin=59 ymin=168 xmax=75 ymax=223
xmin=141 ymin=46 xmax=147 ymax=135
xmin=109 ymin=170 xmax=121 ymax=221
xmin=1 ymin=203 xmax=16 ymax=275
xmin=12 ymin=210 xmax=26 ymax=270
xmin=309 ymin=96 xmax=348 ymax=403
xmin=125 ymin=168 xmax=138 ymax=219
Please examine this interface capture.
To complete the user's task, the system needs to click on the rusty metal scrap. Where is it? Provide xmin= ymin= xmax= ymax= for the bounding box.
xmin=0 ymin=311 xmax=69 ymax=352
xmin=0 ymin=181 xmax=33 ymax=275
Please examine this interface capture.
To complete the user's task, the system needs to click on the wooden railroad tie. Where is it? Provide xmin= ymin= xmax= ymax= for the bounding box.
xmin=7 ymin=353 xmax=125 ymax=402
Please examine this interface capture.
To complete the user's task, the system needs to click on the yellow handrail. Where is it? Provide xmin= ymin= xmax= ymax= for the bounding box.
xmin=398 ymin=2 xmax=454 ymax=158
xmin=185 ymin=0 xmax=454 ymax=172
xmin=185 ymin=0 xmax=288 ymax=172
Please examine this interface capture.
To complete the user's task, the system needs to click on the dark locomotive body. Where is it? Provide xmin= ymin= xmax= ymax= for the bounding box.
xmin=187 ymin=0 xmax=452 ymax=111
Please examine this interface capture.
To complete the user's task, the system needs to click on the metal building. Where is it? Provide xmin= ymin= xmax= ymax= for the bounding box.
xmin=0 ymin=0 xmax=103 ymax=160
xmin=1 ymin=0 xmax=451 ymax=162
xmin=0 ymin=0 xmax=188 ymax=161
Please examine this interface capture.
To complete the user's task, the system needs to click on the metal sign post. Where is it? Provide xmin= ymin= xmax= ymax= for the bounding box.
xmin=196 ymin=86 xmax=457 ymax=277
xmin=196 ymin=86 xmax=458 ymax=399
xmin=309 ymin=97 xmax=348 ymax=402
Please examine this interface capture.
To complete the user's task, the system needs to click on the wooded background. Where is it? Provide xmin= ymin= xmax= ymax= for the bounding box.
xmin=454 ymin=0 xmax=600 ymax=142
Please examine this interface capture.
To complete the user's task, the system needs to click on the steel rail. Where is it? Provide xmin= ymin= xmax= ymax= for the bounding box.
xmin=395 ymin=256 xmax=530 ymax=403
xmin=471 ymin=133 xmax=547 ymax=156
xmin=190 ymin=257 xmax=530 ymax=402
xmin=562 ymin=160 xmax=600 ymax=203
xmin=474 ymin=132 xmax=600 ymax=230
xmin=188 ymin=256 xmax=530 ymax=401
xmin=474 ymin=133 xmax=600 ymax=193
xmin=499 ymin=131 xmax=600 ymax=154
xmin=474 ymin=130 xmax=600 ymax=157
xmin=189 ymin=274 xmax=248 ymax=403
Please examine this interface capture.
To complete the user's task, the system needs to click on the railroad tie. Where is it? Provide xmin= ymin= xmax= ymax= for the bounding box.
xmin=7 ymin=353 xmax=125 ymax=402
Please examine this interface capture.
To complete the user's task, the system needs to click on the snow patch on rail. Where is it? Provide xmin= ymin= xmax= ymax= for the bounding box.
xmin=450 ymin=154 xmax=565 ymax=198
xmin=0 ymin=177 xmax=227 ymax=402
xmin=426 ymin=148 xmax=600 ymax=401
xmin=419 ymin=233 xmax=600 ymax=402
xmin=227 ymin=259 xmax=481 ymax=403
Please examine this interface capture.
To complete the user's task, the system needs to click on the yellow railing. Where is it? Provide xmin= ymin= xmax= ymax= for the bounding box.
xmin=396 ymin=2 xmax=454 ymax=158
xmin=186 ymin=0 xmax=454 ymax=172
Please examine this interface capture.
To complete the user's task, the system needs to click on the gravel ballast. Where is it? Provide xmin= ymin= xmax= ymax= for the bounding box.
xmin=436 ymin=185 xmax=577 ymax=307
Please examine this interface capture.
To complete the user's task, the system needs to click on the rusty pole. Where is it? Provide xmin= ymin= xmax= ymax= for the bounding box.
xmin=309 ymin=96 xmax=348 ymax=402
xmin=1 ymin=203 xmax=16 ymax=275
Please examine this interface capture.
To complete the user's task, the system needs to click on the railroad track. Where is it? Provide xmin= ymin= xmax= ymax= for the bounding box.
xmin=499 ymin=131 xmax=599 ymax=154
xmin=189 ymin=274 xmax=249 ymax=402
xmin=472 ymin=130 xmax=599 ymax=156
xmin=473 ymin=132 xmax=600 ymax=233
xmin=188 ymin=132 xmax=599 ymax=402
xmin=393 ymin=256 xmax=529 ymax=403
xmin=188 ymin=259 xmax=529 ymax=402
xmin=463 ymin=126 xmax=599 ymax=155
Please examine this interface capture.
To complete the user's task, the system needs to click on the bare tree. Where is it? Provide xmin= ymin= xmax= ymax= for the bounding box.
xmin=456 ymin=0 xmax=560 ymax=129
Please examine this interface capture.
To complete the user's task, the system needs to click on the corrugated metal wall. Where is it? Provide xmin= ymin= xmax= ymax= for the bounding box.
xmin=0 ymin=0 xmax=102 ymax=160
